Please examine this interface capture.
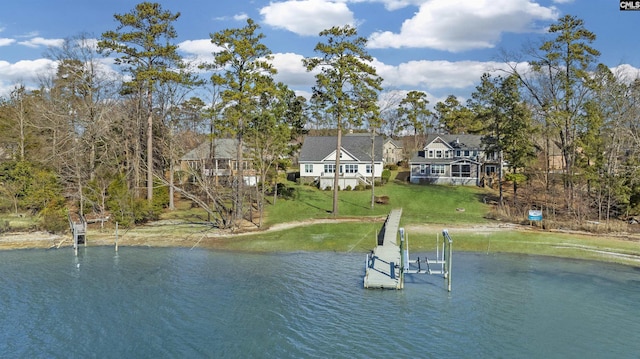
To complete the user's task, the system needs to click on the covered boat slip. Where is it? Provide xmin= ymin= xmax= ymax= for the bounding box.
xmin=363 ymin=208 xmax=404 ymax=289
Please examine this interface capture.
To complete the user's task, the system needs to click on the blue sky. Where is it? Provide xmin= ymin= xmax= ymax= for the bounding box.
xmin=1 ymin=0 xmax=639 ymax=104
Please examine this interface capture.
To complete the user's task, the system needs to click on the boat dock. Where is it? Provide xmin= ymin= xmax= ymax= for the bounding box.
xmin=363 ymin=208 xmax=453 ymax=291
xmin=363 ymin=208 xmax=404 ymax=289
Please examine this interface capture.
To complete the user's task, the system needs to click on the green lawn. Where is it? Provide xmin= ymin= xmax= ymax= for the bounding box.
xmin=265 ymin=178 xmax=493 ymax=227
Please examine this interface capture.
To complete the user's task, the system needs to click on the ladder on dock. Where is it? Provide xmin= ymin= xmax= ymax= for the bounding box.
xmin=68 ymin=212 xmax=87 ymax=256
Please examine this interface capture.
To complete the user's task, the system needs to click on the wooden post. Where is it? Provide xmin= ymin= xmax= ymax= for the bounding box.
xmin=447 ymin=234 xmax=452 ymax=292
xmin=115 ymin=222 xmax=119 ymax=252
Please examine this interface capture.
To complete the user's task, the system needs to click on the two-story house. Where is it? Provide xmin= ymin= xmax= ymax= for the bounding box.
xmin=298 ymin=134 xmax=384 ymax=190
xmin=409 ymin=134 xmax=501 ymax=186
xmin=383 ymin=138 xmax=403 ymax=165
xmin=180 ymin=138 xmax=259 ymax=186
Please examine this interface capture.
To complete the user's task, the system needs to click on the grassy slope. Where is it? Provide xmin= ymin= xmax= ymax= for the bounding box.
xmin=211 ymin=179 xmax=640 ymax=266
xmin=264 ymin=180 xmax=491 ymax=226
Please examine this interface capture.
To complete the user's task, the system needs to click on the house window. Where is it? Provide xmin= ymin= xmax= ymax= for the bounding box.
xmin=431 ymin=164 xmax=445 ymax=175
xmin=452 ymin=164 xmax=471 ymax=177
xmin=486 ymin=151 xmax=498 ymax=161
xmin=420 ymin=164 xmax=427 ymax=174
xmin=485 ymin=165 xmax=497 ymax=175
xmin=464 ymin=150 xmax=470 ymax=157
xmin=428 ymin=150 xmax=434 ymax=158
xmin=366 ymin=164 xmax=372 ymax=174
xmin=455 ymin=150 xmax=461 ymax=157
xmin=344 ymin=164 xmax=358 ymax=173
xmin=324 ymin=164 xmax=335 ymax=173
xmin=436 ymin=150 xmax=443 ymax=158
xmin=304 ymin=164 xmax=313 ymax=173
xmin=445 ymin=150 xmax=451 ymax=158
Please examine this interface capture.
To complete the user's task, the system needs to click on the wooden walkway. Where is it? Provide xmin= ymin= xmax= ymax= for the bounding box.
xmin=363 ymin=208 xmax=403 ymax=289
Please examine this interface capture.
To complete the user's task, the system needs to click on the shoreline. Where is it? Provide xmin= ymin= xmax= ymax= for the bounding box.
xmin=2 ymin=219 xmax=640 ymax=267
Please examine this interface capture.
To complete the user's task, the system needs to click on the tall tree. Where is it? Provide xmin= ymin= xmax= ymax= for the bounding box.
xmin=433 ymin=95 xmax=481 ymax=134
xmin=247 ymin=80 xmax=305 ymax=226
xmin=204 ymin=18 xmax=276 ymax=227
xmin=469 ymin=73 xmax=535 ymax=205
xmin=508 ymin=15 xmax=600 ymax=212
xmin=397 ymin=90 xmax=432 ymax=155
xmin=303 ymin=25 xmax=383 ymax=216
xmin=98 ymin=2 xmax=184 ymax=203
xmin=43 ymin=34 xmax=118 ymax=216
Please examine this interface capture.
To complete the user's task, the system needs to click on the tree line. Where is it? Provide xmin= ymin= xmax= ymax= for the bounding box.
xmin=0 ymin=3 xmax=638 ymax=232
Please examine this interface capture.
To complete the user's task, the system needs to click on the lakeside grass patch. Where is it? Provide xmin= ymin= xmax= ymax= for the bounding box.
xmin=265 ymin=180 xmax=492 ymax=226
xmin=213 ymin=222 xmax=381 ymax=252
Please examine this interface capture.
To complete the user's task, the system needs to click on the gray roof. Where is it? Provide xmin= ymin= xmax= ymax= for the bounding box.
xmin=409 ymin=134 xmax=483 ymax=164
xmin=299 ymin=135 xmax=384 ymax=162
xmin=424 ymin=134 xmax=482 ymax=149
xmin=384 ymin=138 xmax=403 ymax=149
xmin=181 ymin=138 xmax=240 ymax=161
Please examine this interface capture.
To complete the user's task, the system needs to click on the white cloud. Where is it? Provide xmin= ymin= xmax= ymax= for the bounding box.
xmin=260 ymin=0 xmax=355 ymax=36
xmin=234 ymin=13 xmax=249 ymax=21
xmin=270 ymin=52 xmax=315 ymax=86
xmin=0 ymin=58 xmax=57 ymax=96
xmin=368 ymin=0 xmax=558 ymax=52
xmin=372 ymin=58 xmax=527 ymax=90
xmin=611 ymin=64 xmax=640 ymax=83
xmin=179 ymin=39 xmax=221 ymax=58
xmin=18 ymin=37 xmax=64 ymax=48
xmin=0 ymin=38 xmax=15 ymax=46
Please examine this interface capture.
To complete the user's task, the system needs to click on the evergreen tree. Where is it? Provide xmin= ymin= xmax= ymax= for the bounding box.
xmin=303 ymin=25 xmax=382 ymax=216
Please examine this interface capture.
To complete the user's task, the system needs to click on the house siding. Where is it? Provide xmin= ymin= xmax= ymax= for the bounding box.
xmin=298 ymin=135 xmax=384 ymax=190
xmin=409 ymin=134 xmax=498 ymax=186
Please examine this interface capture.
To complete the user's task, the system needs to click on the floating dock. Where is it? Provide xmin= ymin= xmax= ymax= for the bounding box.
xmin=363 ymin=208 xmax=404 ymax=289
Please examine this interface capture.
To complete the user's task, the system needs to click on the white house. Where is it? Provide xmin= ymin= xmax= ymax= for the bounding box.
xmin=298 ymin=134 xmax=384 ymax=190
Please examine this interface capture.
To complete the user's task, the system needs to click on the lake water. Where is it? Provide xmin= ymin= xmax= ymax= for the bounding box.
xmin=1 ymin=247 xmax=639 ymax=358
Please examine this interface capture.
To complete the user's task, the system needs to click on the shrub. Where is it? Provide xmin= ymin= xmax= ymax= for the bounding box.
xmin=40 ymin=198 xmax=67 ymax=233
xmin=345 ymin=185 xmax=353 ymax=191
xmin=381 ymin=169 xmax=392 ymax=184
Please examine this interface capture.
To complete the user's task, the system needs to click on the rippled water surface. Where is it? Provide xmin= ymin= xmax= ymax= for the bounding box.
xmin=1 ymin=247 xmax=639 ymax=358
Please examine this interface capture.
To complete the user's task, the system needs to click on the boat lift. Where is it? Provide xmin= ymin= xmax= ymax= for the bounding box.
xmin=400 ymin=228 xmax=453 ymax=292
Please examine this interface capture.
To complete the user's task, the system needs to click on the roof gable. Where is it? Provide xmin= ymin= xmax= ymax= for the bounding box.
xmin=424 ymin=133 xmax=482 ymax=150
xmin=299 ymin=135 xmax=384 ymax=162
xmin=181 ymin=138 xmax=240 ymax=161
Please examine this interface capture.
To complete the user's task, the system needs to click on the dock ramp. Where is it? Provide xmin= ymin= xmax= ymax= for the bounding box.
xmin=363 ymin=208 xmax=403 ymax=289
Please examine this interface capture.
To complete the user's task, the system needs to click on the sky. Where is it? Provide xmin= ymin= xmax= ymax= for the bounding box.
xmin=1 ymin=0 xmax=639 ymax=105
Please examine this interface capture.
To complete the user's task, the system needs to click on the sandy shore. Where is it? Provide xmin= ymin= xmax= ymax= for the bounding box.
xmin=2 ymin=219 xmax=640 ymax=266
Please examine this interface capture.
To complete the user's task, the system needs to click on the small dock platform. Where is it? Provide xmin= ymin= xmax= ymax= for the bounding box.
xmin=363 ymin=208 xmax=403 ymax=289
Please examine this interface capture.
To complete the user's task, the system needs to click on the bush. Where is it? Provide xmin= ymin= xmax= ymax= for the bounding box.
xmin=40 ymin=198 xmax=67 ymax=233
xmin=345 ymin=185 xmax=352 ymax=191
xmin=385 ymin=164 xmax=398 ymax=170
xmin=381 ymin=169 xmax=392 ymax=184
